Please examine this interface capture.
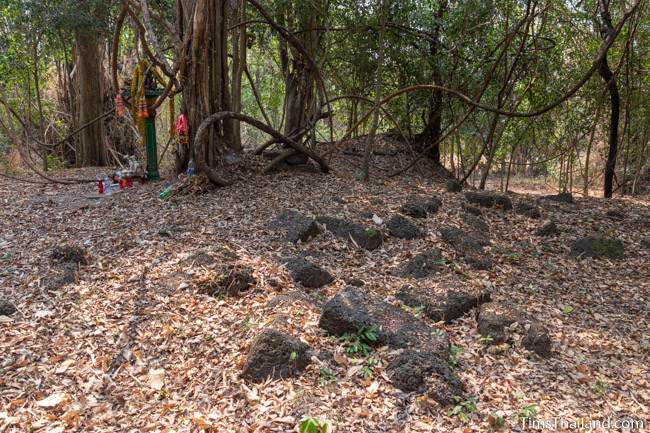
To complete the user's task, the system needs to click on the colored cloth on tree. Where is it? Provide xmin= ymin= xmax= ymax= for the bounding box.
xmin=175 ymin=114 xmax=189 ymax=135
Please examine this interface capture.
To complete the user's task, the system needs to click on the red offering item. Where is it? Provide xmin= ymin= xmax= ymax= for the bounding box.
xmin=137 ymin=95 xmax=149 ymax=118
xmin=127 ymin=176 xmax=133 ymax=188
xmin=115 ymin=94 xmax=125 ymax=117
xmin=98 ymin=180 xmax=105 ymax=194
xmin=175 ymin=114 xmax=189 ymax=135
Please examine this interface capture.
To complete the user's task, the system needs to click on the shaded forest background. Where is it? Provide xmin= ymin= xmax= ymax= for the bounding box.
xmin=0 ymin=0 xmax=649 ymax=197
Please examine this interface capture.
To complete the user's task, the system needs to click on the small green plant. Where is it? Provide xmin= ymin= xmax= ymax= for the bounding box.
xmin=366 ymin=227 xmax=380 ymax=237
xmin=517 ymin=404 xmax=538 ymax=420
xmin=487 ymin=342 xmax=511 ymax=356
xmin=45 ymin=154 xmax=65 ymax=171
xmin=289 ymin=351 xmax=297 ymax=362
xmin=487 ymin=413 xmax=505 ymax=430
xmin=562 ymin=305 xmax=575 ymax=315
xmin=592 ymin=379 xmax=609 ymax=395
xmin=243 ymin=315 xmax=257 ymax=330
xmin=341 ymin=325 xmax=379 ymax=357
xmin=359 ymin=357 xmax=379 ymax=379
xmin=358 ymin=325 xmax=379 ymax=344
xmin=447 ymin=396 xmax=477 ymax=423
xmin=344 ymin=338 xmax=371 ymax=357
xmin=479 ymin=335 xmax=495 ymax=345
xmin=432 ymin=327 xmax=447 ymax=337
xmin=449 ymin=346 xmax=463 ymax=367
xmin=502 ymin=250 xmax=522 ymax=262
xmin=318 ymin=367 xmax=336 ymax=387
xmin=400 ymin=304 xmax=425 ymax=319
xmin=299 ymin=416 xmax=331 ymax=433
xmin=294 ymin=308 xmax=305 ymax=318
xmin=588 ymin=238 xmax=625 ymax=259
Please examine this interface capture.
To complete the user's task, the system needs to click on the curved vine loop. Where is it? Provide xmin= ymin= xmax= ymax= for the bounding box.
xmin=194 ymin=111 xmax=331 ymax=186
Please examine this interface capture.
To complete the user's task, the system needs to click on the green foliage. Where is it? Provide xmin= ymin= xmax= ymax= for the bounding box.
xmin=479 ymin=335 xmax=495 ymax=346
xmin=340 ymin=325 xmax=379 ymax=357
xmin=449 ymin=345 xmax=463 ymax=368
xmin=0 ymin=0 xmax=112 ymax=88
xmin=2 ymin=0 xmax=650 ymax=187
xmin=400 ymin=304 xmax=425 ymax=319
xmin=354 ymin=170 xmax=368 ymax=182
xmin=514 ymin=391 xmax=526 ymax=401
xmin=501 ymin=250 xmax=522 ymax=262
xmin=495 ymin=245 xmax=524 ymax=262
xmin=243 ymin=315 xmax=256 ymax=330
xmin=365 ymin=227 xmax=380 ymax=238
xmin=562 ymin=305 xmax=575 ymax=315
xmin=358 ymin=357 xmax=378 ymax=380
xmin=592 ymin=379 xmax=610 ymax=396
xmin=299 ymin=416 xmax=331 ymax=433
xmin=357 ymin=325 xmax=379 ymax=344
xmin=0 ymin=135 xmax=13 ymax=169
xmin=447 ymin=396 xmax=477 ymax=423
xmin=45 ymin=154 xmax=65 ymax=171
xmin=318 ymin=366 xmax=336 ymax=387
xmin=517 ymin=404 xmax=538 ymax=420
xmin=487 ymin=342 xmax=511 ymax=356
xmin=488 ymin=413 xmax=506 ymax=430
xmin=588 ymin=238 xmax=625 ymax=258
xmin=0 ymin=135 xmax=10 ymax=153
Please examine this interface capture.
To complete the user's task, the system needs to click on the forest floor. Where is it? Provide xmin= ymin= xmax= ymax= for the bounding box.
xmin=1 ymin=144 xmax=649 ymax=433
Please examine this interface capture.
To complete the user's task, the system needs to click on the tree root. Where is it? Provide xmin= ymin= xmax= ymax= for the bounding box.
xmin=263 ymin=149 xmax=298 ymax=173
xmin=254 ymin=111 xmax=329 ymax=156
xmin=193 ymin=111 xmax=330 ymax=186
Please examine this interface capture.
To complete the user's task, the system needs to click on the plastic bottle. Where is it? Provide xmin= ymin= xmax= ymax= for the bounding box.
xmin=103 ymin=177 xmax=112 ymax=196
xmin=160 ymin=185 xmax=173 ymax=199
xmin=186 ymin=159 xmax=196 ymax=176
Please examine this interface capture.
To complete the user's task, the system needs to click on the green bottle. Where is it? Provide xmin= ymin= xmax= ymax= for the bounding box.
xmin=160 ymin=185 xmax=173 ymax=199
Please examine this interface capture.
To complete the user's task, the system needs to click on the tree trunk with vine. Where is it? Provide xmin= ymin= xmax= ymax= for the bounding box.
xmin=179 ymin=0 xmax=234 ymax=174
xmin=598 ymin=0 xmax=620 ymax=199
xmin=75 ymin=30 xmax=106 ymax=167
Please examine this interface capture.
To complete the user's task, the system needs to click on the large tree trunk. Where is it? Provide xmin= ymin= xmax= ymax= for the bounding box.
xmin=283 ymin=62 xmax=316 ymax=139
xmin=75 ymin=31 xmax=106 ymax=167
xmin=61 ymin=58 xmax=79 ymax=165
xmin=231 ymin=0 xmax=247 ymax=152
xmin=277 ymin=1 xmax=326 ymax=164
xmin=179 ymin=0 xmax=234 ymax=174
xmin=598 ymin=0 xmax=619 ymax=199
xmin=358 ymin=0 xmax=388 ymax=181
xmin=415 ymin=1 xmax=447 ymax=164
xmin=419 ymin=82 xmax=443 ymax=163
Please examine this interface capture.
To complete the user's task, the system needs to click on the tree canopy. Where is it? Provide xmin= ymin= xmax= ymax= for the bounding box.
xmin=0 ymin=0 xmax=648 ymax=196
